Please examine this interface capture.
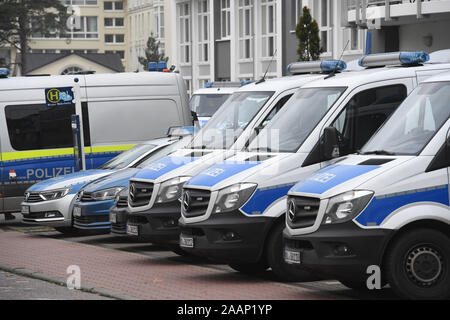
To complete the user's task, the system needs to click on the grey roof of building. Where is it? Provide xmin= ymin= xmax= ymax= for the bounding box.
xmin=18 ymin=52 xmax=125 ymax=74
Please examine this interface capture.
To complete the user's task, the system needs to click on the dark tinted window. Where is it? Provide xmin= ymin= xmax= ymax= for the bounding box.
xmin=5 ymin=103 xmax=91 ymax=151
xmin=331 ymin=84 xmax=407 ymax=155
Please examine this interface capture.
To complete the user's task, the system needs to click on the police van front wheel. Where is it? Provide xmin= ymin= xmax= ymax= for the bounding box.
xmin=385 ymin=228 xmax=450 ymax=300
xmin=266 ymin=221 xmax=320 ymax=282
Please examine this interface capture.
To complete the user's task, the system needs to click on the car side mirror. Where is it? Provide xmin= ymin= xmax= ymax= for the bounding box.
xmin=191 ymin=110 xmax=199 ymax=125
xmin=320 ymin=127 xmax=340 ymax=161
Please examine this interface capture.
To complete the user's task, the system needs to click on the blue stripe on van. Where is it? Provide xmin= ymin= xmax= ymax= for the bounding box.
xmin=241 ymin=184 xmax=294 ymax=215
xmin=355 ymin=185 xmax=450 ymax=226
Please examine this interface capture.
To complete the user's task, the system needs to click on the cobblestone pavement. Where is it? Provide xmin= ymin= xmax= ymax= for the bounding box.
xmin=0 ymin=217 xmax=396 ymax=300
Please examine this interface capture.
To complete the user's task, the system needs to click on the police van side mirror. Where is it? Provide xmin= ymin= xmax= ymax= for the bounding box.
xmin=320 ymin=127 xmax=340 ymax=161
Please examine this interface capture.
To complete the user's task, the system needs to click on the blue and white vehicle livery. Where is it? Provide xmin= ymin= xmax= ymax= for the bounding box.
xmin=21 ymin=135 xmax=187 ymax=233
xmin=283 ymin=71 xmax=450 ymax=300
xmin=179 ymin=51 xmax=450 ymax=282
xmin=125 ymin=64 xmax=333 ymax=250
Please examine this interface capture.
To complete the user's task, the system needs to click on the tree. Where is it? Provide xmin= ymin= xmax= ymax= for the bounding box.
xmin=138 ymin=33 xmax=169 ymax=70
xmin=295 ymin=6 xmax=323 ymax=61
xmin=0 ymin=0 xmax=67 ymax=74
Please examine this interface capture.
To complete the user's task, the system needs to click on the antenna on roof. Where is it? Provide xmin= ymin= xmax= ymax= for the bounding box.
xmin=256 ymin=49 xmax=278 ymax=85
xmin=325 ymin=40 xmax=350 ymax=80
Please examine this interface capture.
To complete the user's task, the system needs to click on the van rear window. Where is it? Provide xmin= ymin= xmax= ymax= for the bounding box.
xmin=5 ymin=103 xmax=90 ymax=151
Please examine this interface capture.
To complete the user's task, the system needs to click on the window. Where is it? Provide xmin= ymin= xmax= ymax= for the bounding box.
xmin=331 ymin=85 xmax=407 ymax=155
xmin=105 ymin=34 xmax=124 ymax=44
xmin=189 ymin=93 xmax=230 ymax=117
xmin=5 ymin=103 xmax=90 ymax=151
xmin=154 ymin=4 xmax=165 ymax=55
xmin=343 ymin=27 xmax=364 ymax=52
xmin=178 ymin=2 xmax=191 ymax=64
xmin=104 ymin=17 xmax=124 ymax=27
xmin=238 ymin=0 xmax=253 ymax=60
xmin=315 ymin=0 xmax=332 ymax=54
xmin=62 ymin=0 xmax=98 ymax=5
xmin=261 ymin=0 xmax=276 ymax=58
xmin=59 ymin=16 xmax=98 ymax=39
xmin=220 ymin=0 xmax=231 ymax=39
xmin=198 ymin=0 xmax=209 ymax=62
xmin=104 ymin=1 xmax=123 ymax=11
xmin=105 ymin=50 xmax=125 ymax=59
xmin=291 ymin=0 xmax=303 ymax=31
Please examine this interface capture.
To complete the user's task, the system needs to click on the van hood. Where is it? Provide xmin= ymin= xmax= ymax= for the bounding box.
xmin=132 ymin=149 xmax=231 ymax=183
xmin=82 ymin=167 xmax=140 ymax=192
xmin=185 ymin=152 xmax=302 ymax=191
xmin=289 ymin=155 xmax=415 ymax=199
xmin=27 ymin=169 xmax=116 ymax=193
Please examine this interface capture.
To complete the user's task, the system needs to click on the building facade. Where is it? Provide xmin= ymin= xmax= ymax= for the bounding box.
xmin=22 ymin=0 xmax=127 ymax=74
xmin=169 ymin=0 xmax=450 ymax=93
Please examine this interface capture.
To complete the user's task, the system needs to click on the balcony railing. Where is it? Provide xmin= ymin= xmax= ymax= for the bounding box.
xmin=347 ymin=0 xmax=450 ymax=24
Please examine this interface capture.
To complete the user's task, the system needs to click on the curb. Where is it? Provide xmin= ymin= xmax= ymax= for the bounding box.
xmin=0 ymin=263 xmax=139 ymax=300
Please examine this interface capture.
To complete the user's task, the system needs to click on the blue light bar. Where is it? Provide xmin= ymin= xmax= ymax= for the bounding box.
xmin=0 ymin=68 xmax=10 ymax=78
xmin=358 ymin=51 xmax=430 ymax=68
xmin=205 ymin=81 xmax=213 ymax=88
xmin=158 ymin=61 xmax=167 ymax=70
xmin=148 ymin=62 xmax=158 ymax=71
xmin=287 ymin=60 xmax=347 ymax=75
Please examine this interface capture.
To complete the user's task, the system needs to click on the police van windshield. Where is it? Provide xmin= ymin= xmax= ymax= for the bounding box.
xmin=189 ymin=91 xmax=274 ymax=150
xmin=247 ymin=87 xmax=346 ymax=153
xmin=136 ymin=137 xmax=190 ymax=169
xmin=190 ymin=94 xmax=231 ymax=117
xmin=100 ymin=143 xmax=157 ymax=170
xmin=361 ymin=82 xmax=450 ymax=156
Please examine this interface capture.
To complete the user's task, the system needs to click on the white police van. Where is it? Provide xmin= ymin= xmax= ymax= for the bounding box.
xmin=190 ymin=82 xmax=244 ymax=127
xmin=125 ymin=63 xmax=338 ymax=251
xmin=283 ymin=71 xmax=450 ymax=299
xmin=179 ymin=51 xmax=450 ymax=282
xmin=0 ymin=67 xmax=191 ymax=217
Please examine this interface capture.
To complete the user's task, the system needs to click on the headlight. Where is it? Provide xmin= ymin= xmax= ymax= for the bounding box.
xmin=91 ymin=187 xmax=125 ymax=201
xmin=322 ymin=190 xmax=374 ymax=225
xmin=213 ymin=183 xmax=257 ymax=214
xmin=39 ymin=188 xmax=71 ymax=201
xmin=156 ymin=176 xmax=191 ymax=203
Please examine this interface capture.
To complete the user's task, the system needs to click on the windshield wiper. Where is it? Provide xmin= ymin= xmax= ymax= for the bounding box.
xmin=361 ymin=150 xmax=396 ymax=156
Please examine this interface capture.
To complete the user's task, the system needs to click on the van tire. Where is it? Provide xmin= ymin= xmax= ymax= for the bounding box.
xmin=266 ymin=221 xmax=319 ymax=282
xmin=385 ymin=228 xmax=450 ymax=300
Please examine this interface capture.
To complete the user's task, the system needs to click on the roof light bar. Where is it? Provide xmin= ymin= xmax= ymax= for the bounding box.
xmin=358 ymin=51 xmax=429 ymax=68
xmin=287 ymin=60 xmax=347 ymax=75
xmin=204 ymin=81 xmax=244 ymax=88
xmin=0 ymin=68 xmax=10 ymax=78
xmin=148 ymin=61 xmax=168 ymax=72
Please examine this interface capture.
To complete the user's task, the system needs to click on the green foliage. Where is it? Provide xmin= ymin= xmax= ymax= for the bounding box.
xmin=295 ymin=6 xmax=323 ymax=61
xmin=138 ymin=33 xmax=169 ymax=69
xmin=0 ymin=0 xmax=68 ymax=71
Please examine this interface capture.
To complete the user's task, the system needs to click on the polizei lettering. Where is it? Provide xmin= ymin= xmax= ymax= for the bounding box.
xmin=26 ymin=167 xmax=74 ymax=180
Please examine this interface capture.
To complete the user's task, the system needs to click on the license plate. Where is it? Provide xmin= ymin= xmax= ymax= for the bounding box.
xmin=21 ymin=205 xmax=30 ymax=215
xmin=127 ymin=224 xmax=139 ymax=236
xmin=110 ymin=213 xmax=117 ymax=223
xmin=179 ymin=235 xmax=194 ymax=248
xmin=73 ymin=206 xmax=82 ymax=217
xmin=284 ymin=249 xmax=301 ymax=264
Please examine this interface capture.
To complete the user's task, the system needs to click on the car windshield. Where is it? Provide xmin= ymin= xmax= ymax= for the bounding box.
xmin=247 ymin=87 xmax=346 ymax=153
xmin=188 ymin=91 xmax=274 ymax=150
xmin=136 ymin=137 xmax=191 ymax=168
xmin=100 ymin=143 xmax=157 ymax=170
xmin=361 ymin=82 xmax=450 ymax=155
xmin=190 ymin=94 xmax=231 ymax=117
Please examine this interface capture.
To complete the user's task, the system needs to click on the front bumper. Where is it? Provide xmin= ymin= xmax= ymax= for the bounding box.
xmin=283 ymin=222 xmax=393 ymax=281
xmin=126 ymin=200 xmax=181 ymax=244
xmin=73 ymin=199 xmax=114 ymax=230
xmin=178 ymin=210 xmax=273 ymax=264
xmin=110 ymin=205 xmax=129 ymax=235
xmin=21 ymin=194 xmax=76 ymax=227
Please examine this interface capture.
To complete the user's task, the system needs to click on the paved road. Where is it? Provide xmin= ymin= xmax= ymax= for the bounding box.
xmin=0 ymin=270 xmax=112 ymax=300
xmin=0 ymin=214 xmax=397 ymax=300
